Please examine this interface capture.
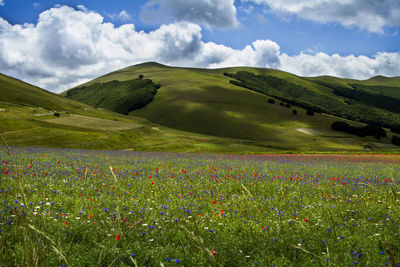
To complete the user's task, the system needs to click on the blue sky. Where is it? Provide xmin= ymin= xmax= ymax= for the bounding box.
xmin=0 ymin=0 xmax=399 ymax=92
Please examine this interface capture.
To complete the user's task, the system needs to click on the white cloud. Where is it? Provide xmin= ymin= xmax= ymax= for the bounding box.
xmin=118 ymin=10 xmax=131 ymax=21
xmin=280 ymin=52 xmax=400 ymax=79
xmin=0 ymin=5 xmax=398 ymax=93
xmin=140 ymin=0 xmax=238 ymax=29
xmin=0 ymin=6 xmax=203 ymax=92
xmin=0 ymin=0 xmax=4 ymax=6
xmin=201 ymin=39 xmax=281 ymax=69
xmin=33 ymin=2 xmax=40 ymax=8
xmin=108 ymin=10 xmax=132 ymax=21
xmin=243 ymin=0 xmax=400 ymax=33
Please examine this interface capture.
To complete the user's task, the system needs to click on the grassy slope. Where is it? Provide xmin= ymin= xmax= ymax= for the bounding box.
xmin=65 ymin=78 xmax=160 ymax=114
xmin=75 ymin=63 xmax=399 ymax=152
xmin=0 ymin=72 xmax=291 ymax=153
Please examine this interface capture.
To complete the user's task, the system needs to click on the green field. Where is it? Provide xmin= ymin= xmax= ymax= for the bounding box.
xmin=1 ymin=148 xmax=399 ymax=266
xmin=67 ymin=62 xmax=400 ymax=152
xmin=2 ymin=63 xmax=400 ymax=152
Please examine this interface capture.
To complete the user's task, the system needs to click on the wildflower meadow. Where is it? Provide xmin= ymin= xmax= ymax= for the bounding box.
xmin=1 ymin=147 xmax=399 ymax=266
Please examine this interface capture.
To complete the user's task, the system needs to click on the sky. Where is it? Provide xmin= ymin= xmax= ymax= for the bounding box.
xmin=0 ymin=0 xmax=399 ymax=92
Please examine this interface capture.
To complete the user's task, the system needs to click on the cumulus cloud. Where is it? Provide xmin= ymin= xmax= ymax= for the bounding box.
xmin=109 ymin=10 xmax=132 ymax=21
xmin=243 ymin=0 xmax=400 ymax=33
xmin=0 ymin=5 xmax=398 ymax=93
xmin=140 ymin=0 xmax=238 ymax=29
xmin=117 ymin=10 xmax=131 ymax=21
xmin=0 ymin=0 xmax=4 ymax=6
xmin=200 ymin=39 xmax=281 ymax=69
xmin=280 ymin=52 xmax=400 ymax=79
xmin=0 ymin=6 xmax=204 ymax=92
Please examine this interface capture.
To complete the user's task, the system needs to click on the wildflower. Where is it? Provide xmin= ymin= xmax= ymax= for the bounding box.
xmin=211 ymin=249 xmax=217 ymax=255
xmin=116 ymin=234 xmax=121 ymax=240
xmin=304 ymin=218 xmax=309 ymax=223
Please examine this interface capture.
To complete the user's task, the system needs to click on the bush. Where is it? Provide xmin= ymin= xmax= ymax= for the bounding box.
xmin=364 ymin=124 xmax=386 ymax=139
xmin=138 ymin=74 xmax=144 ymax=79
xmin=331 ymin=121 xmax=386 ymax=139
xmin=363 ymin=143 xmax=373 ymax=150
xmin=280 ymin=102 xmax=284 ymax=106
xmin=268 ymin=99 xmax=275 ymax=104
xmin=54 ymin=112 xmax=60 ymax=117
xmin=285 ymin=103 xmax=291 ymax=108
xmin=392 ymin=136 xmax=400 ymax=146
xmin=292 ymin=110 xmax=297 ymax=115
xmin=306 ymin=110 xmax=314 ymax=116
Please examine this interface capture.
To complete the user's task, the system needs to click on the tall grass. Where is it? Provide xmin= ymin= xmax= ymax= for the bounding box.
xmin=1 ymin=148 xmax=399 ymax=266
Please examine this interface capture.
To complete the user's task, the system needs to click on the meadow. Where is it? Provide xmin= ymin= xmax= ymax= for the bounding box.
xmin=1 ymin=147 xmax=399 ymax=266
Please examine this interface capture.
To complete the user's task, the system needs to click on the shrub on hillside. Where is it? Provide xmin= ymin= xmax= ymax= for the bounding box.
xmin=54 ymin=112 xmax=60 ymax=117
xmin=331 ymin=121 xmax=386 ymax=139
xmin=292 ymin=110 xmax=297 ymax=115
xmin=392 ymin=136 xmax=400 ymax=146
xmin=306 ymin=110 xmax=314 ymax=116
xmin=268 ymin=99 xmax=275 ymax=104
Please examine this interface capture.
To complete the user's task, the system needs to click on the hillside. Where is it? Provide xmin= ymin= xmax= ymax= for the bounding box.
xmin=0 ymin=72 xmax=295 ymax=153
xmin=227 ymin=71 xmax=400 ymax=131
xmin=65 ymin=62 xmax=400 ymax=152
xmin=0 ymin=73 xmax=87 ymax=111
xmin=65 ymin=77 xmax=160 ymax=114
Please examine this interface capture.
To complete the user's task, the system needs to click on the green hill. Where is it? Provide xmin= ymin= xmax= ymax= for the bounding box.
xmin=65 ymin=62 xmax=400 ymax=152
xmin=0 ymin=72 xmax=298 ymax=153
xmin=0 ymin=73 xmax=87 ymax=111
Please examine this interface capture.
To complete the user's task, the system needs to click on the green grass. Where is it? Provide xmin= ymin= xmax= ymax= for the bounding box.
xmin=226 ymin=71 xmax=400 ymax=130
xmin=0 ymin=73 xmax=87 ymax=111
xmin=72 ymin=62 xmax=400 ymax=152
xmin=2 ymin=64 xmax=400 ymax=152
xmin=66 ymin=78 xmax=160 ymax=114
xmin=1 ymin=148 xmax=399 ymax=266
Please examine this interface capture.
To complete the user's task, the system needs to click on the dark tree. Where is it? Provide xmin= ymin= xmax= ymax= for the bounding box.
xmin=292 ymin=110 xmax=297 ymax=115
xmin=268 ymin=99 xmax=275 ymax=104
xmin=138 ymin=74 xmax=144 ymax=79
xmin=392 ymin=136 xmax=400 ymax=146
xmin=306 ymin=110 xmax=314 ymax=116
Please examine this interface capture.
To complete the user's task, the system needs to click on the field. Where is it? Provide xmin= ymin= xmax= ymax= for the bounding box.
xmin=1 ymin=147 xmax=399 ymax=266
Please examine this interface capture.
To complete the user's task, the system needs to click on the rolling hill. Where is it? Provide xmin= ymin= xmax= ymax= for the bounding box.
xmin=64 ymin=62 xmax=400 ymax=152
xmin=0 ymin=72 xmax=297 ymax=153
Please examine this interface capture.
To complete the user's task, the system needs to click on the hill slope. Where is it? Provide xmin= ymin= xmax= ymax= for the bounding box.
xmin=0 ymin=72 xmax=294 ymax=153
xmin=66 ymin=62 xmax=400 ymax=152
xmin=0 ymin=73 xmax=87 ymax=111
xmin=65 ymin=77 xmax=160 ymax=114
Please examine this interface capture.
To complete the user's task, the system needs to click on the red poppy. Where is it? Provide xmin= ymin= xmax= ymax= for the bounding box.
xmin=116 ymin=234 xmax=121 ymax=240
xmin=304 ymin=218 xmax=309 ymax=223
